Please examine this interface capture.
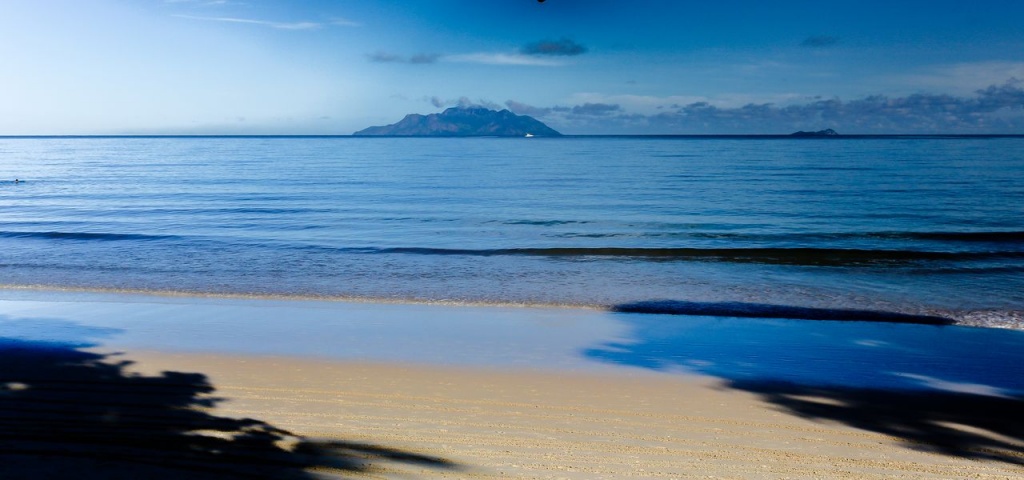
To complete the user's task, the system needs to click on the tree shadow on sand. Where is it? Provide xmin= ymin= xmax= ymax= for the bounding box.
xmin=729 ymin=380 xmax=1024 ymax=465
xmin=0 ymin=321 xmax=459 ymax=479
xmin=588 ymin=301 xmax=1024 ymax=466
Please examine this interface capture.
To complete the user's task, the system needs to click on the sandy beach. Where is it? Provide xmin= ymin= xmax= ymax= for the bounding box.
xmin=114 ymin=352 xmax=1023 ymax=479
xmin=2 ymin=290 xmax=1023 ymax=478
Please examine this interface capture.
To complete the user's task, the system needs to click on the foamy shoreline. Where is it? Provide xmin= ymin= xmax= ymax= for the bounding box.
xmin=0 ymin=283 xmax=1021 ymax=330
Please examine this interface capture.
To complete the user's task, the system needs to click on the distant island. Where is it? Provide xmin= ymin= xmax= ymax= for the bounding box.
xmin=790 ymin=129 xmax=840 ymax=137
xmin=353 ymin=107 xmax=561 ymax=137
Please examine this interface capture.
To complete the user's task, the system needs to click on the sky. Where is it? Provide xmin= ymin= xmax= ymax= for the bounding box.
xmin=2 ymin=0 xmax=1023 ymax=135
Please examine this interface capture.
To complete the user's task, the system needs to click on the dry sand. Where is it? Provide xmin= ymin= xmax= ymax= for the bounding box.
xmin=104 ymin=351 xmax=1022 ymax=479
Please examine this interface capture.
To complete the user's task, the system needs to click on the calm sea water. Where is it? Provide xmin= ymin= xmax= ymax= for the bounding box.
xmin=1 ymin=136 xmax=1022 ymax=315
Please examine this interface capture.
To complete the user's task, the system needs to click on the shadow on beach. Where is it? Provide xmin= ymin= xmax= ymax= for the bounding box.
xmin=589 ymin=301 xmax=1024 ymax=465
xmin=0 ymin=320 xmax=459 ymax=479
xmin=729 ymin=380 xmax=1024 ymax=465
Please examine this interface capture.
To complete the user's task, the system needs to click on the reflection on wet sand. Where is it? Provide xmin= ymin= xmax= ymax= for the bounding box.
xmin=588 ymin=305 xmax=1024 ymax=466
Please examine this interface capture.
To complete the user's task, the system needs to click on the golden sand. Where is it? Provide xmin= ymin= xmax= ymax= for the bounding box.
xmin=107 ymin=351 xmax=1024 ymax=479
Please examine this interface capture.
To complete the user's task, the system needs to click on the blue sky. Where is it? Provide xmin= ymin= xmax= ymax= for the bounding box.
xmin=2 ymin=0 xmax=1023 ymax=134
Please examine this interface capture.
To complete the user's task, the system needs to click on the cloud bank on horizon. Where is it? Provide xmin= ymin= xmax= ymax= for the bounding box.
xmin=502 ymin=79 xmax=1024 ymax=134
xmin=0 ymin=0 xmax=1022 ymax=134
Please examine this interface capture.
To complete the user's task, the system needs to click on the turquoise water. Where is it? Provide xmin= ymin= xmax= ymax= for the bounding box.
xmin=1 ymin=136 xmax=1022 ymax=313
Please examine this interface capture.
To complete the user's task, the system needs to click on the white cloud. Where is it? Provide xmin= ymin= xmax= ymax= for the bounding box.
xmin=367 ymin=51 xmax=439 ymax=64
xmin=371 ymin=50 xmax=566 ymax=67
xmin=330 ymin=17 xmax=361 ymax=27
xmin=518 ymin=79 xmax=1024 ymax=134
xmin=565 ymin=92 xmax=820 ymax=114
xmin=564 ymin=93 xmax=706 ymax=113
xmin=445 ymin=53 xmax=564 ymax=67
xmin=892 ymin=61 xmax=1024 ymax=94
xmin=164 ymin=0 xmax=233 ymax=5
xmin=173 ymin=14 xmax=321 ymax=30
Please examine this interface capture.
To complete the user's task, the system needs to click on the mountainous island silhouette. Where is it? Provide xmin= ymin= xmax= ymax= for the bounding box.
xmin=354 ymin=106 xmax=561 ymax=137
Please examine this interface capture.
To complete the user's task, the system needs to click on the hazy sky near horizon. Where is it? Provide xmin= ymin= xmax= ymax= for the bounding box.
xmin=2 ymin=0 xmax=1023 ymax=134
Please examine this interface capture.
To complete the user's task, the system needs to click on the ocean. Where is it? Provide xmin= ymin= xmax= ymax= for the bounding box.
xmin=1 ymin=136 xmax=1022 ymax=320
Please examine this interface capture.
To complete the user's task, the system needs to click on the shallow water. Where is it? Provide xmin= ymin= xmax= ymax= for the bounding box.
xmin=2 ymin=291 xmax=1023 ymax=394
xmin=1 ymin=136 xmax=1022 ymax=312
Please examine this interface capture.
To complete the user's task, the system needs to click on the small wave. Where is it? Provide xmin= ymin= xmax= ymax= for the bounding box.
xmin=554 ymin=233 xmax=633 ymax=239
xmin=906 ymin=265 xmax=1024 ymax=275
xmin=0 ymin=231 xmax=179 ymax=242
xmin=216 ymin=207 xmax=337 ymax=215
xmin=612 ymin=300 xmax=954 ymax=325
xmin=502 ymin=220 xmax=590 ymax=226
xmin=358 ymin=246 xmax=1024 ymax=266
xmin=728 ymin=230 xmax=1024 ymax=243
xmin=541 ymin=230 xmax=1024 ymax=244
xmin=738 ymin=230 xmax=1024 ymax=243
xmin=880 ymin=231 xmax=1024 ymax=242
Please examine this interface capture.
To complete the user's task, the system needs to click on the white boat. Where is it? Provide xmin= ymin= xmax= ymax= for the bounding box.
xmin=524 ymin=133 xmax=534 ymax=138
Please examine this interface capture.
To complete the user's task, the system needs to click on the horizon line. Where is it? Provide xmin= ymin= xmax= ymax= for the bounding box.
xmin=2 ymin=133 xmax=1023 ymax=139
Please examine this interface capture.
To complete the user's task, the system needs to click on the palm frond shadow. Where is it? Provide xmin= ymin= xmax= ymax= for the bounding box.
xmin=729 ymin=380 xmax=1024 ymax=465
xmin=0 ymin=336 xmax=458 ymax=479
